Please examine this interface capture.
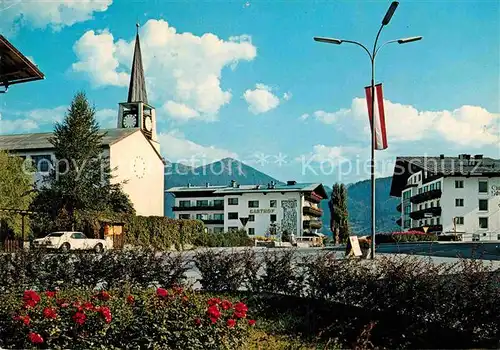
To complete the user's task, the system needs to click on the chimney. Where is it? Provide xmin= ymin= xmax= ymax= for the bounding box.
xmin=187 ymin=183 xmax=191 ymax=188
xmin=205 ymin=182 xmax=210 ymax=188
xmin=439 ymin=154 xmax=444 ymax=159
xmin=230 ymin=180 xmax=235 ymax=187
xmin=474 ymin=154 xmax=483 ymax=159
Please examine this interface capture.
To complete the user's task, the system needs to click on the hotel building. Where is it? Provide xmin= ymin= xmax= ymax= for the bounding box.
xmin=166 ymin=180 xmax=328 ymax=237
xmin=390 ymin=154 xmax=500 ymax=241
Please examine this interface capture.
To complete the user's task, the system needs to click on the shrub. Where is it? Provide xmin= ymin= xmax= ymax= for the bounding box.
xmin=0 ymin=287 xmax=255 ymax=349
xmin=124 ymin=216 xmax=205 ymax=250
xmin=0 ymin=249 xmax=189 ymax=293
xmin=193 ymin=229 xmax=253 ymax=248
xmin=194 ymin=249 xmax=248 ymax=291
xmin=375 ymin=232 xmax=437 ymax=244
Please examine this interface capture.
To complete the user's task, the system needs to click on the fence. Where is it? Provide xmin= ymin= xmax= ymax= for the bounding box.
xmin=1 ymin=239 xmax=23 ymax=252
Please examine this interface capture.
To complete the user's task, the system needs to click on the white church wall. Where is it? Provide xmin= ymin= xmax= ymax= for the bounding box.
xmin=109 ymin=130 xmax=164 ymax=216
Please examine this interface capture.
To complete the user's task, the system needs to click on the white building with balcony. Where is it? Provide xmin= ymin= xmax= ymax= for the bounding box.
xmin=390 ymin=154 xmax=500 ymax=241
xmin=166 ymin=180 xmax=328 ymax=237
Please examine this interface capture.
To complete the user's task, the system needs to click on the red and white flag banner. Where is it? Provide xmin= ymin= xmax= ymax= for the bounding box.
xmin=364 ymin=83 xmax=388 ymax=150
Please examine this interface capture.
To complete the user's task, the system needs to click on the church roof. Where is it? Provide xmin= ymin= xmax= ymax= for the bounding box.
xmin=0 ymin=128 xmax=139 ymax=151
xmin=127 ymin=28 xmax=148 ymax=104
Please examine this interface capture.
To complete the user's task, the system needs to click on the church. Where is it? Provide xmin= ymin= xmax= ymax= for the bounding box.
xmin=0 ymin=29 xmax=165 ymax=216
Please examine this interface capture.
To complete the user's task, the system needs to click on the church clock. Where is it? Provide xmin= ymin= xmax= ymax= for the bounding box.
xmin=144 ymin=115 xmax=152 ymax=132
xmin=123 ymin=111 xmax=138 ymax=128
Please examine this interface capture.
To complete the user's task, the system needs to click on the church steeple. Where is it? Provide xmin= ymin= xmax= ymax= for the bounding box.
xmin=117 ymin=23 xmax=159 ymax=148
xmin=127 ymin=23 xmax=148 ymax=104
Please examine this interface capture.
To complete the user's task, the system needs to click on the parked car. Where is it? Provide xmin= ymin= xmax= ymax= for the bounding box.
xmin=33 ymin=232 xmax=108 ymax=253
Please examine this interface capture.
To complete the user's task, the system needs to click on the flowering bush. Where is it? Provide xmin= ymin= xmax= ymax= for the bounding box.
xmin=0 ymin=287 xmax=255 ymax=349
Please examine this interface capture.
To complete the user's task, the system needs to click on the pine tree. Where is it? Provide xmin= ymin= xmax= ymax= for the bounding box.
xmin=328 ymin=183 xmax=349 ymax=244
xmin=36 ymin=92 xmax=133 ymax=230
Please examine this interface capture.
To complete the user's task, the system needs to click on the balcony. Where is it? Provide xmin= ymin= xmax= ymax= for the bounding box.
xmin=410 ymin=189 xmax=442 ymax=204
xmin=201 ymin=219 xmax=224 ymax=225
xmin=305 ymin=192 xmax=323 ymax=204
xmin=303 ymin=206 xmax=323 ymax=217
xmin=409 ymin=206 xmax=442 ymax=220
xmin=410 ymin=224 xmax=443 ymax=233
xmin=396 ymin=203 xmax=402 ymax=212
xmin=303 ymin=219 xmax=322 ymax=230
xmin=173 ymin=204 xmax=224 ymax=211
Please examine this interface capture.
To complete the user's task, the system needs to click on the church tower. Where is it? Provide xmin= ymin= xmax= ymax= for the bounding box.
xmin=118 ymin=24 xmax=159 ymax=151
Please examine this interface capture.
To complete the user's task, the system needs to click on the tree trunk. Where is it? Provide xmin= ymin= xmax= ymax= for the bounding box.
xmin=335 ymin=227 xmax=340 ymax=245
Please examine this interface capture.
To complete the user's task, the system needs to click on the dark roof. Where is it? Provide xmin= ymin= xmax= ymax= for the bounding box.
xmin=0 ymin=35 xmax=44 ymax=87
xmin=0 ymin=128 xmax=139 ymax=151
xmin=127 ymin=31 xmax=148 ymax=104
xmin=167 ymin=183 xmax=329 ymax=199
xmin=390 ymin=155 xmax=500 ymax=197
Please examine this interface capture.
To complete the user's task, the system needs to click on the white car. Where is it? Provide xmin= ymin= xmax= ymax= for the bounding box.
xmin=33 ymin=232 xmax=108 ymax=253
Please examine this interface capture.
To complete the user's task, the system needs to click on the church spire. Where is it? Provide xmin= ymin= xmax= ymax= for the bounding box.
xmin=127 ymin=23 xmax=148 ymax=104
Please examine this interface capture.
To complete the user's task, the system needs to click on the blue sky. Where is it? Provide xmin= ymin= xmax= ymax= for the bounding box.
xmin=0 ymin=0 xmax=499 ymax=185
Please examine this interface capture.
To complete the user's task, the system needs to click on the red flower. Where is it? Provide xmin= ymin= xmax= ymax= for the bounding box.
xmin=23 ymin=290 xmax=41 ymax=308
xmin=96 ymin=306 xmax=112 ymax=323
xmin=82 ymin=302 xmax=94 ymax=311
xmin=233 ymin=302 xmax=248 ymax=319
xmin=173 ymin=286 xmax=183 ymax=294
xmin=206 ymin=304 xmax=221 ymax=324
xmin=45 ymin=291 xmax=56 ymax=298
xmin=207 ymin=297 xmax=221 ymax=306
xmin=14 ymin=315 xmax=30 ymax=326
xmin=73 ymin=312 xmax=86 ymax=325
xmin=156 ymin=288 xmax=168 ymax=298
xmin=127 ymin=295 xmax=135 ymax=305
xmin=221 ymin=300 xmax=232 ymax=310
xmin=60 ymin=303 xmax=69 ymax=308
xmin=182 ymin=295 xmax=189 ymax=303
xmin=248 ymin=319 xmax=256 ymax=326
xmin=28 ymin=332 xmax=44 ymax=344
xmin=226 ymin=319 xmax=236 ymax=328
xmin=194 ymin=318 xmax=201 ymax=326
xmin=96 ymin=291 xmax=111 ymax=301
xmin=43 ymin=307 xmax=57 ymax=319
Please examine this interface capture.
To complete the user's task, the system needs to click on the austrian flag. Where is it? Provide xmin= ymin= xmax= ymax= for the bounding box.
xmin=364 ymin=83 xmax=388 ymax=150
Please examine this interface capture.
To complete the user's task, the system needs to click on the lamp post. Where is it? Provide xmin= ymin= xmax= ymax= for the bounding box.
xmin=314 ymin=1 xmax=422 ymax=259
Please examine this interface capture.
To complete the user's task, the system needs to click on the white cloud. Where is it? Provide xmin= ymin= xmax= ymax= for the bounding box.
xmin=298 ymin=145 xmax=365 ymax=164
xmin=158 ymin=130 xmax=237 ymax=165
xmin=0 ymin=0 xmax=112 ymax=30
xmin=25 ymin=105 xmax=67 ymax=124
xmin=0 ymin=106 xmax=118 ymax=134
xmin=95 ymin=108 xmax=117 ymax=128
xmin=243 ymin=83 xmax=280 ymax=114
xmin=0 ymin=118 xmax=38 ymax=134
xmin=72 ymin=19 xmax=257 ymax=121
xmin=283 ymin=92 xmax=292 ymax=101
xmin=72 ymin=30 xmax=129 ymax=87
xmin=299 ymin=113 xmax=309 ymax=121
xmin=162 ymin=101 xmax=201 ymax=121
xmin=303 ymin=98 xmax=500 ymax=147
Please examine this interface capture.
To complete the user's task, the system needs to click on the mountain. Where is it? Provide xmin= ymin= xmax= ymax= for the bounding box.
xmin=164 ymin=158 xmax=399 ymax=234
xmin=164 ymin=158 xmax=281 ymax=217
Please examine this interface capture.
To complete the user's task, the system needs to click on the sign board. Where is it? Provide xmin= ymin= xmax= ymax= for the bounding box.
xmin=249 ymin=209 xmax=275 ymax=214
xmin=424 ymin=213 xmax=433 ymax=218
xmin=348 ymin=236 xmax=362 ymax=257
xmin=239 ymin=217 xmax=249 ymax=227
xmin=423 ymin=226 xmax=429 ymax=233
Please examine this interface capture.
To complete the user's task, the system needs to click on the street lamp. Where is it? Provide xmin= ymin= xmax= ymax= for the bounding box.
xmin=313 ymin=1 xmax=422 ymax=259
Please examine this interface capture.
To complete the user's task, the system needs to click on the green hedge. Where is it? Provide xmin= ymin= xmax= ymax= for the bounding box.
xmin=192 ymin=229 xmax=253 ymax=248
xmin=124 ymin=216 xmax=205 ymax=250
